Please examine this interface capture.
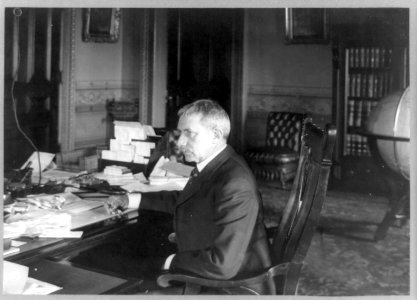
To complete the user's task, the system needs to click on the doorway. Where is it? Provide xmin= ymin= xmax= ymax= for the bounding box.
xmin=165 ymin=9 xmax=240 ymax=131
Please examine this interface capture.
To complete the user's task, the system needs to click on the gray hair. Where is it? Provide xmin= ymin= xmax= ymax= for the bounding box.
xmin=178 ymin=99 xmax=231 ymax=140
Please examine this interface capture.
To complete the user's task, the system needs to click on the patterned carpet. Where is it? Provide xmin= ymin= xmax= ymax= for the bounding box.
xmin=259 ymin=182 xmax=410 ymax=296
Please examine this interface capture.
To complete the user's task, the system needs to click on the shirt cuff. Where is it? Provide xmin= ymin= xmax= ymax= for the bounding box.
xmin=163 ymin=253 xmax=176 ymax=270
xmin=127 ymin=193 xmax=141 ymax=209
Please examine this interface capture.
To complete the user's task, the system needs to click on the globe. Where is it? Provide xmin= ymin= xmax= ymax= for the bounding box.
xmin=365 ymin=87 xmax=410 ymax=180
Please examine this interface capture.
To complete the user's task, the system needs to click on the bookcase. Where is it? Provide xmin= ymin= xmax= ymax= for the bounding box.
xmin=344 ymin=46 xmax=396 ymax=156
xmin=329 ymin=9 xmax=410 ymax=179
xmin=332 ymin=44 xmax=408 ymax=177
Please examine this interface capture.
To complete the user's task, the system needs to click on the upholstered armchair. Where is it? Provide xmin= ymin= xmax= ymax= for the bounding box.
xmin=245 ymin=112 xmax=307 ymax=189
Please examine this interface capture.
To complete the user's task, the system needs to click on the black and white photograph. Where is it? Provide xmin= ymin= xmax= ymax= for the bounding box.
xmin=1 ymin=0 xmax=415 ymax=298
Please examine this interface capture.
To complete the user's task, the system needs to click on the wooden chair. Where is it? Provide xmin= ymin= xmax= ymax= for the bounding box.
xmin=156 ymin=119 xmax=337 ymax=295
xmin=245 ymin=112 xmax=307 ymax=189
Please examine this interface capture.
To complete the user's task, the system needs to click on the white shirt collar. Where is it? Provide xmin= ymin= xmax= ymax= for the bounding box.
xmin=196 ymin=144 xmax=227 ymax=172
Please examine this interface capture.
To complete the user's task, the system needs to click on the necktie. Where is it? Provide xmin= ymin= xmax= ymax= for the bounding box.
xmin=190 ymin=167 xmax=199 ymax=178
xmin=187 ymin=167 xmax=199 ymax=186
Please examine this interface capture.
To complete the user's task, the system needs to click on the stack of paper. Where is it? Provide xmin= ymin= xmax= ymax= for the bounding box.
xmin=94 ymin=171 xmax=137 ymax=186
xmin=101 ymin=121 xmax=156 ymax=163
xmin=4 ymin=211 xmax=82 ymax=238
xmin=103 ymin=165 xmax=132 ymax=176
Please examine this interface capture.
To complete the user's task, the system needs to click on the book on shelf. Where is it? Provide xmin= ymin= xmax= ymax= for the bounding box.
xmin=347 ymin=99 xmax=355 ymax=127
xmin=347 ymin=47 xmax=392 ymax=69
xmin=347 ymin=98 xmax=380 ymax=132
xmin=344 ymin=134 xmax=371 ymax=157
xmin=343 ymin=46 xmax=404 ymax=159
xmin=348 ymin=71 xmax=393 ymax=99
xmin=354 ymin=100 xmax=363 ymax=127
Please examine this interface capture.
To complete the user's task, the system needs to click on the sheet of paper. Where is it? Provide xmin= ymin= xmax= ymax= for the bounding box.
xmin=94 ymin=172 xmax=136 ymax=186
xmin=4 ymin=211 xmax=82 ymax=239
xmin=150 ymin=156 xmax=170 ymax=177
xmin=11 ymin=240 xmax=26 ymax=247
xmin=143 ymin=124 xmax=156 ymax=136
xmin=70 ymin=206 xmax=136 ymax=230
xmin=3 ymin=222 xmax=28 ymax=238
xmin=20 ymin=151 xmax=55 ymax=174
xmin=3 ymin=261 xmax=29 ymax=294
xmin=3 ymin=246 xmax=20 ymax=257
xmin=61 ymin=200 xmax=103 ymax=214
xmin=161 ymin=161 xmax=194 ymax=177
xmin=39 ymin=230 xmax=83 ymax=238
xmin=22 ymin=277 xmax=62 ymax=295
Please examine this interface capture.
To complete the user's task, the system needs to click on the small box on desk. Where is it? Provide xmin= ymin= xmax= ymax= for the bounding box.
xmin=98 ymin=159 xmax=147 ymax=174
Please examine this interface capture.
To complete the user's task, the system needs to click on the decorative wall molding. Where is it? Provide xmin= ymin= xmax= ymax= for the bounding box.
xmin=247 ymin=84 xmax=332 ymax=117
xmin=75 ymin=80 xmax=139 ymax=90
xmin=75 ymin=80 xmax=139 ymax=105
xmin=244 ymin=84 xmax=333 ymax=150
xmin=249 ymin=84 xmax=332 ymax=98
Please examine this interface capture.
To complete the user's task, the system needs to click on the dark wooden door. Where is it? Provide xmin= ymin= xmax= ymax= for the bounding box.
xmin=166 ymin=9 xmax=234 ymax=129
xmin=4 ymin=8 xmax=61 ymax=170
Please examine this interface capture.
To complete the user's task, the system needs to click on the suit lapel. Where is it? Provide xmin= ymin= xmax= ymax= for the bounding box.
xmin=176 ymin=146 xmax=233 ymax=206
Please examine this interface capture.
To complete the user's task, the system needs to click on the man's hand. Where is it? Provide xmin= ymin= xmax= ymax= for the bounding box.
xmin=105 ymin=194 xmax=129 ymax=215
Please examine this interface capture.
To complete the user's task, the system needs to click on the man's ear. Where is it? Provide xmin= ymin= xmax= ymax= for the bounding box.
xmin=213 ymin=128 xmax=223 ymax=141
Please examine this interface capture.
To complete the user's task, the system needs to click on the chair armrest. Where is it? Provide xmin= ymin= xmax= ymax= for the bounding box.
xmin=157 ymin=262 xmax=292 ymax=289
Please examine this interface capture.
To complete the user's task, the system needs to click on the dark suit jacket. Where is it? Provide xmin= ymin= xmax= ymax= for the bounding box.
xmin=140 ymin=145 xmax=272 ymax=293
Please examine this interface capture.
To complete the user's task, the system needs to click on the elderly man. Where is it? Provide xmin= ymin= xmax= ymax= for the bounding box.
xmin=108 ymin=99 xmax=272 ymax=294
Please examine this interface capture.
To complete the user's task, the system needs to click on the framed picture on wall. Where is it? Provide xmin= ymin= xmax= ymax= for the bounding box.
xmin=82 ymin=8 xmax=121 ymax=43
xmin=285 ymin=8 xmax=329 ymax=44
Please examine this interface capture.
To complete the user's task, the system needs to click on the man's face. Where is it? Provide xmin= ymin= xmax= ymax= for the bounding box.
xmin=177 ymin=113 xmax=217 ymax=164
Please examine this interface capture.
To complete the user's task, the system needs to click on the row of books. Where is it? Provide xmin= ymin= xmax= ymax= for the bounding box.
xmin=344 ymin=134 xmax=371 ymax=157
xmin=348 ymin=71 xmax=393 ymax=98
xmin=347 ymin=47 xmax=393 ymax=69
xmin=347 ymin=99 xmax=379 ymax=128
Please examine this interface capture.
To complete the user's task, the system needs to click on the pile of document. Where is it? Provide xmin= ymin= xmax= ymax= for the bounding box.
xmin=121 ymin=157 xmax=194 ymax=193
xmin=103 ymin=165 xmax=132 ymax=176
xmin=101 ymin=121 xmax=157 ymax=163
xmin=96 ymin=165 xmax=137 ymax=186
xmin=3 ymin=210 xmax=82 ymax=239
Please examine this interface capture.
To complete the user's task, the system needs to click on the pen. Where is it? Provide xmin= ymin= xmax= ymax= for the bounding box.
xmin=19 ymin=162 xmax=32 ymax=183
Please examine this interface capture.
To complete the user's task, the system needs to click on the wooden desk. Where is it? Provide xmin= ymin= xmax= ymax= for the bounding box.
xmin=26 ymin=259 xmax=141 ymax=294
xmin=5 ymin=206 xmax=139 ymax=264
xmin=4 ymin=204 xmax=142 ymax=294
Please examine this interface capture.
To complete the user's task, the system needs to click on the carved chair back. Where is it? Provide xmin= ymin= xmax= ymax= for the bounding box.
xmin=270 ymin=119 xmax=337 ymax=294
